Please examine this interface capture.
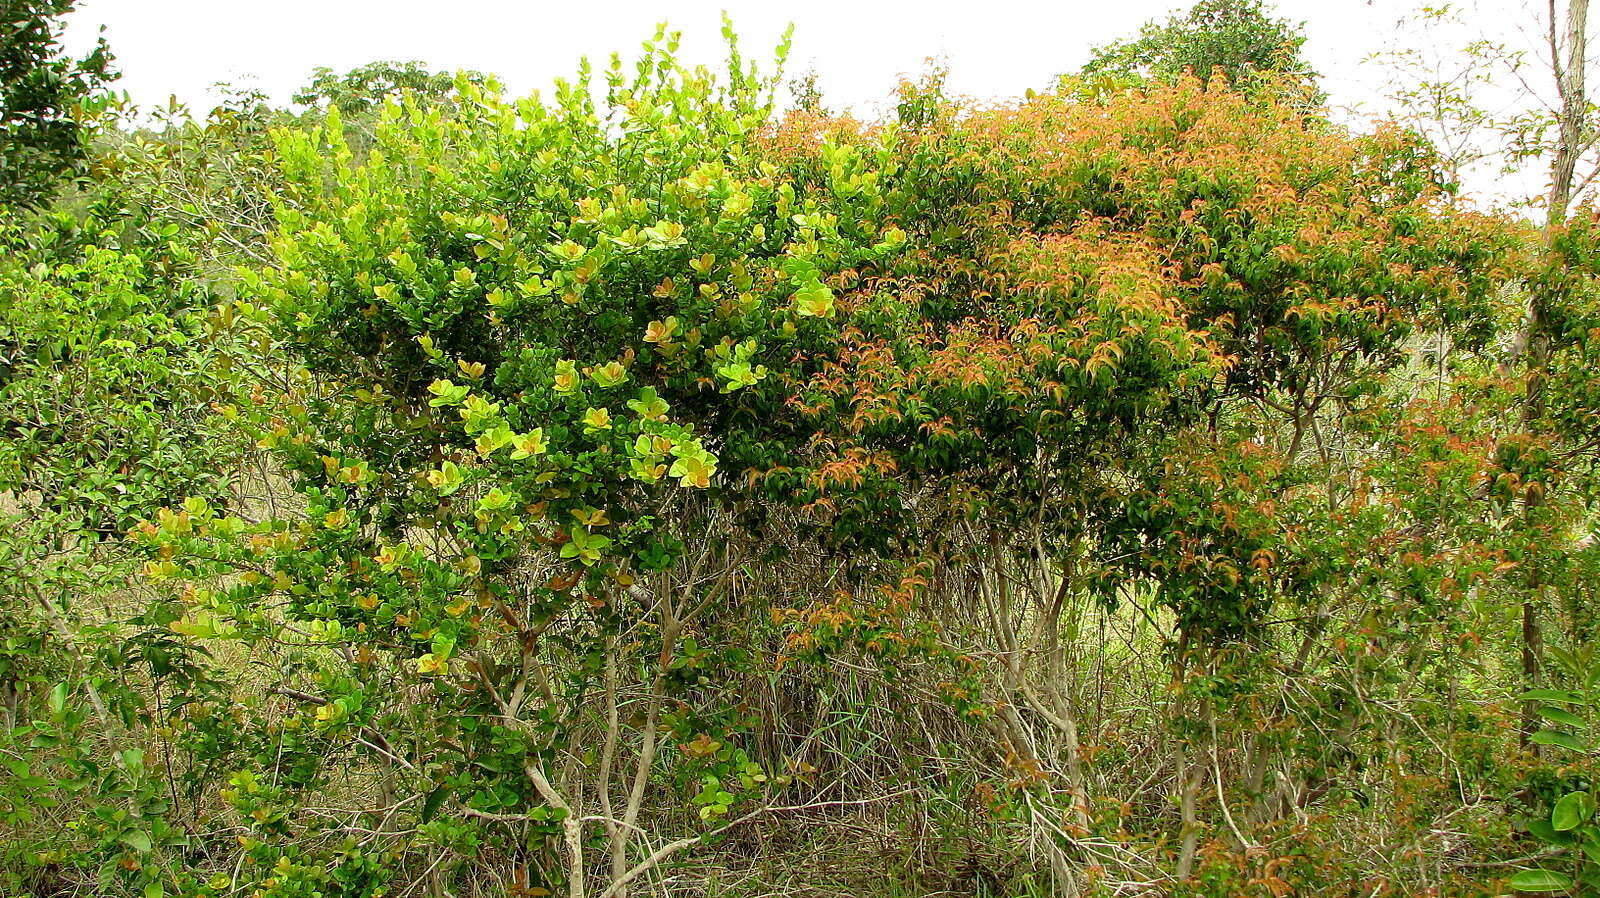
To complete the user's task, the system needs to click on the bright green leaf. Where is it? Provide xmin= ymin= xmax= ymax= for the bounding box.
xmin=1509 ymin=869 xmax=1574 ymax=891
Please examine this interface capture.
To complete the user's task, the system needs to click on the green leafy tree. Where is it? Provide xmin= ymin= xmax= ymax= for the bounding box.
xmin=0 ymin=0 xmax=116 ymax=209
xmin=291 ymin=59 xmax=487 ymax=117
xmin=10 ymin=17 xmax=1600 ymax=898
xmin=1081 ymin=0 xmax=1317 ymax=93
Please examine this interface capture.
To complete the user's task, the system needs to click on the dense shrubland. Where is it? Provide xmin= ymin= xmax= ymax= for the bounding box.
xmin=7 ymin=6 xmax=1600 ymax=898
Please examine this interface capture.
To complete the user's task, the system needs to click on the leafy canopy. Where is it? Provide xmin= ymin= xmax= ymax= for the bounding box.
xmin=292 ymin=59 xmax=489 ymax=117
xmin=1081 ymin=0 xmax=1316 ymax=93
xmin=0 ymin=0 xmax=116 ymax=209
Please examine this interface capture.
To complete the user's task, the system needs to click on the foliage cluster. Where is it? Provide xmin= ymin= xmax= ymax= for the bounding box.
xmin=6 ymin=7 xmax=1600 ymax=898
xmin=1080 ymin=0 xmax=1317 ymax=95
xmin=0 ymin=0 xmax=115 ymax=209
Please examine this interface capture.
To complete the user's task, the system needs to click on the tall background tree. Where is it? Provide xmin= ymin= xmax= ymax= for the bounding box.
xmin=1079 ymin=0 xmax=1318 ymax=92
xmin=0 ymin=0 xmax=115 ymax=209
xmin=291 ymin=59 xmax=486 ymax=117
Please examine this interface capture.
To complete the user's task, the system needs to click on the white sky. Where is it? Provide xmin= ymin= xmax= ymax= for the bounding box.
xmin=59 ymin=0 xmax=1553 ymax=205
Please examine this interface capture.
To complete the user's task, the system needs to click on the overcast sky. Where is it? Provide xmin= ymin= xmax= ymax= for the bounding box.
xmin=58 ymin=0 xmax=1551 ymax=204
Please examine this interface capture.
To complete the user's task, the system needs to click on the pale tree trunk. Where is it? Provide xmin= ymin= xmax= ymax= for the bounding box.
xmin=1546 ymin=0 xmax=1589 ymax=228
xmin=1174 ymin=700 xmax=1206 ymax=881
xmin=1520 ymin=0 xmax=1589 ymax=752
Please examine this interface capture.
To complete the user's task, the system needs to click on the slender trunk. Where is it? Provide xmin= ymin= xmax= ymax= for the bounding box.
xmin=1545 ymin=0 xmax=1589 ymax=227
xmin=1519 ymin=0 xmax=1588 ymax=752
xmin=1173 ymin=634 xmax=1205 ymax=880
xmin=598 ymin=638 xmax=626 ymax=883
xmin=526 ymin=763 xmax=585 ymax=898
xmin=610 ymin=595 xmax=680 ymax=898
xmin=1040 ymin=573 xmax=1091 ymax=833
xmin=1521 ymin=592 xmax=1547 ymax=751
xmin=1175 ymin=729 xmax=1205 ymax=880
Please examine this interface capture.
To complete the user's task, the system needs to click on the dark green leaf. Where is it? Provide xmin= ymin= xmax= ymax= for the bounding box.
xmin=421 ymin=785 xmax=450 ymax=823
